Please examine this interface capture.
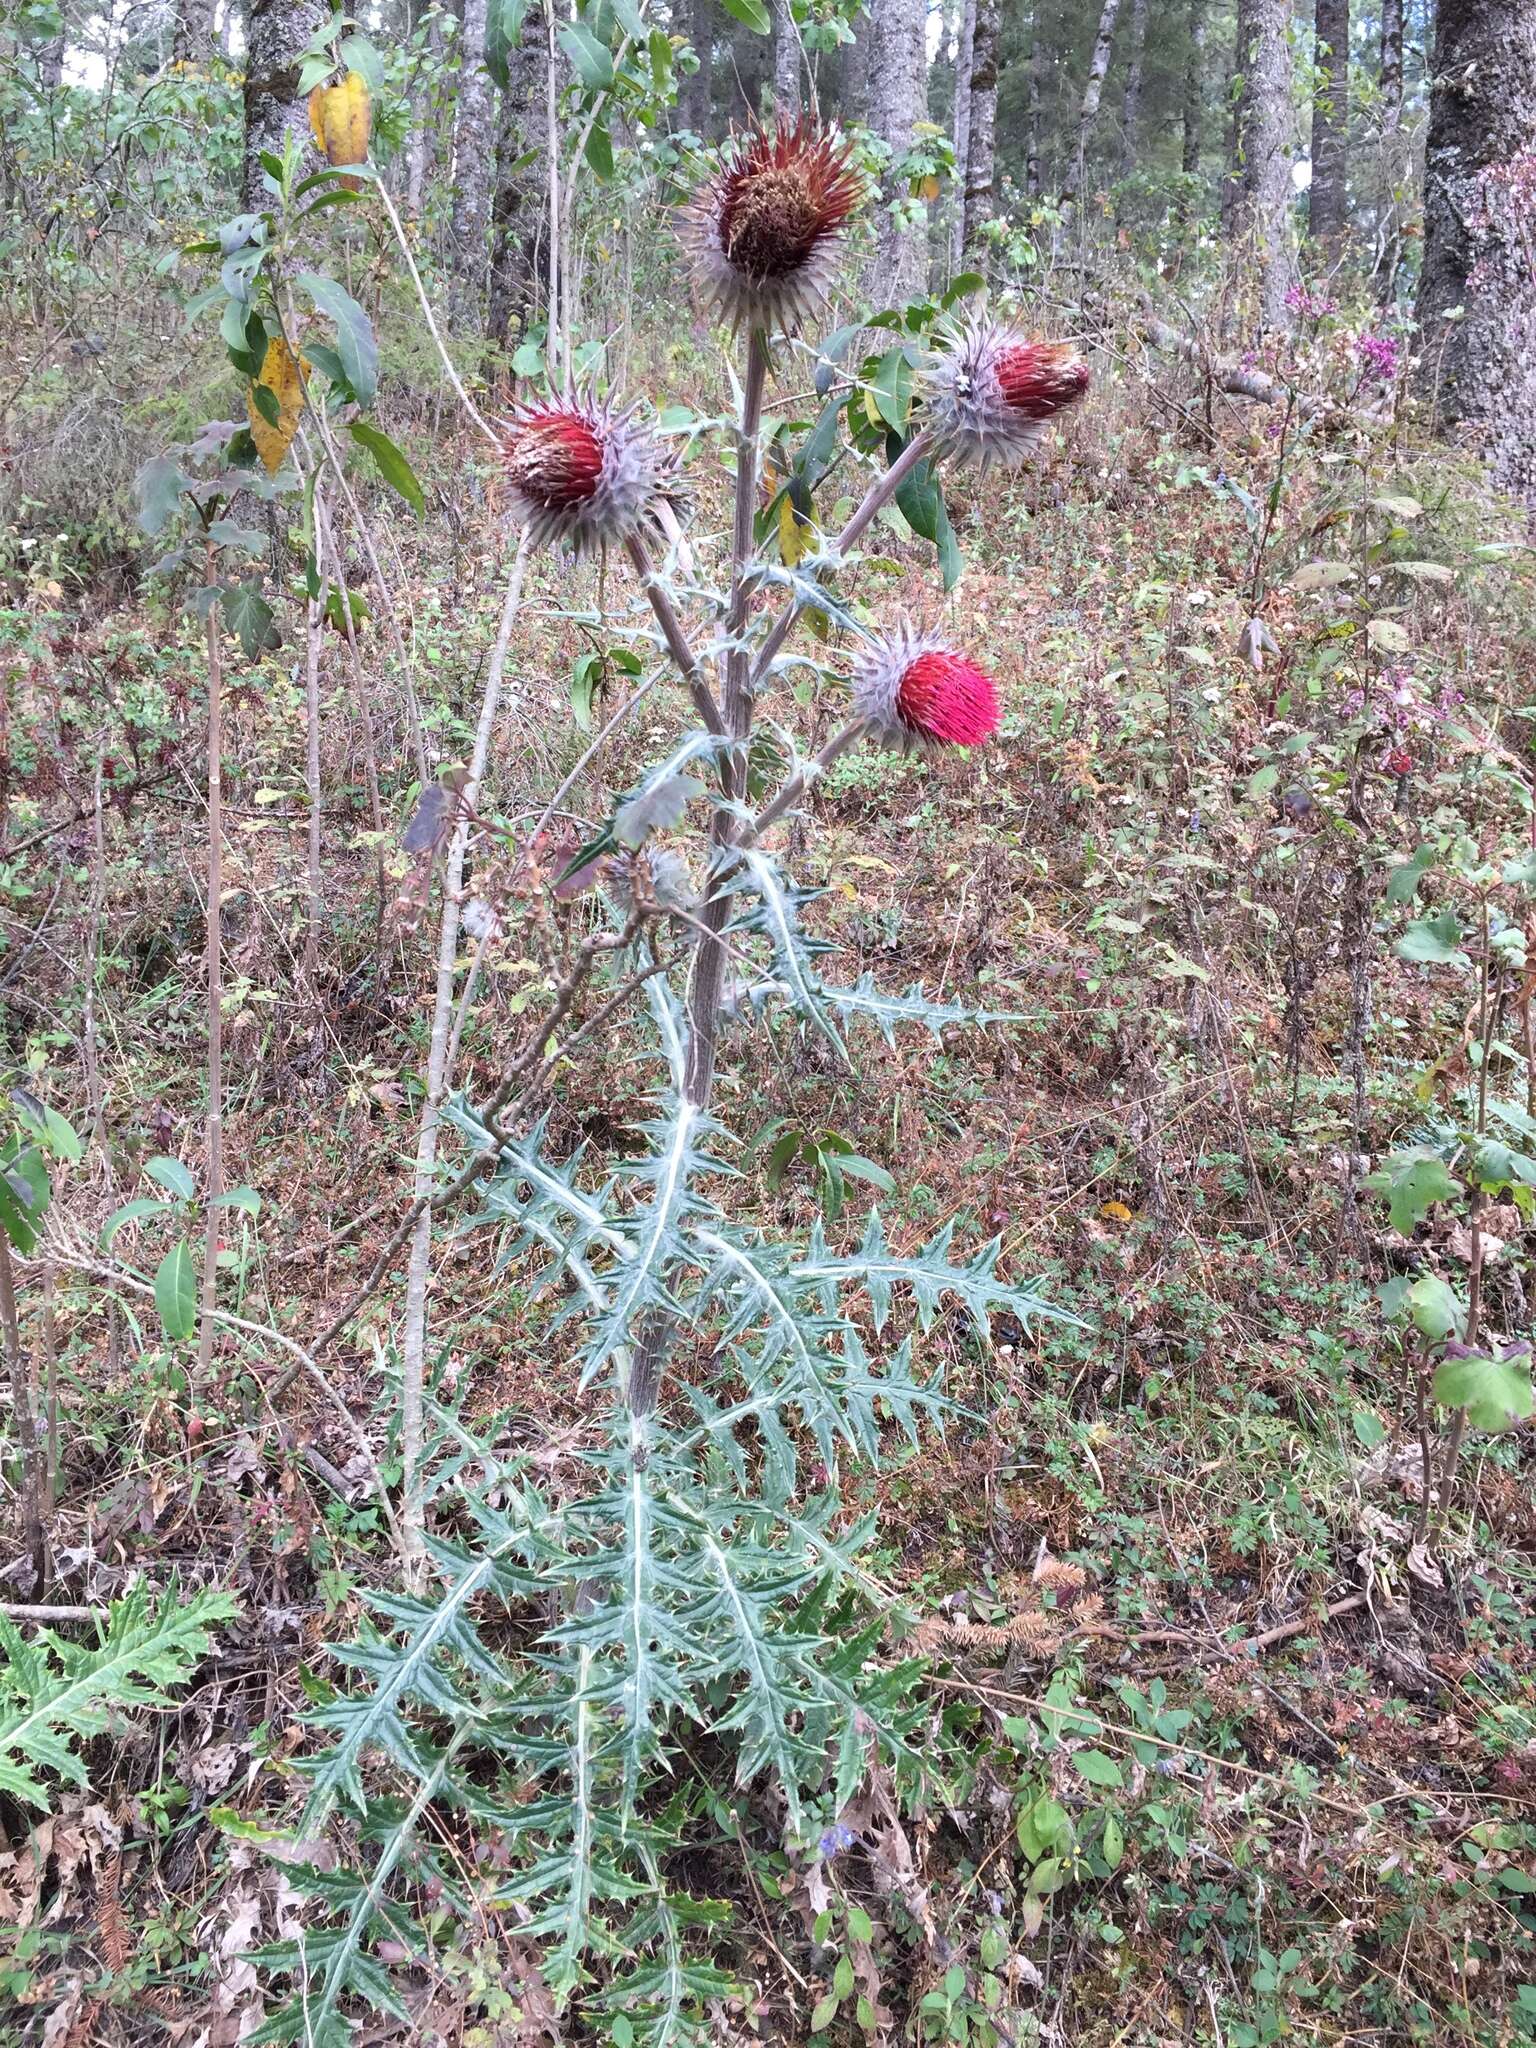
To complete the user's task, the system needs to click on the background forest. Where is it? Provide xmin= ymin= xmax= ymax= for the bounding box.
xmin=2 ymin=0 xmax=1536 ymax=2042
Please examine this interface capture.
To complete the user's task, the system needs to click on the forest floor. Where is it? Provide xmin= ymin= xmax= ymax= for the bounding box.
xmin=3 ymin=305 xmax=1536 ymax=2045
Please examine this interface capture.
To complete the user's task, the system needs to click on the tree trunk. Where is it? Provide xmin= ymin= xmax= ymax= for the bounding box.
xmin=868 ymin=0 xmax=929 ymax=303
xmin=242 ymin=0 xmax=326 ymax=208
xmin=1119 ymin=0 xmax=1149 ymax=171
xmin=1182 ymin=0 xmax=1206 ymax=179
xmin=1415 ymin=0 xmax=1536 ymax=497
xmin=405 ymin=5 xmax=446 ymax=220
xmin=950 ymin=0 xmax=975 ymax=270
xmin=1232 ymin=0 xmax=1296 ymax=331
xmin=1061 ymin=0 xmax=1123 ymax=215
xmin=1372 ymin=0 xmax=1405 ymax=296
xmin=774 ymin=0 xmax=799 ymax=111
xmin=1025 ymin=14 xmax=1044 ymax=195
xmin=962 ymin=0 xmax=999 ymax=252
xmin=488 ymin=9 xmax=546 ymax=352
xmin=1380 ymin=0 xmax=1402 ymax=130
xmin=839 ymin=11 xmax=871 ymax=125
xmin=174 ymin=0 xmax=215 ymax=64
xmin=1309 ymin=0 xmax=1349 ymax=251
xmin=449 ymin=0 xmax=496 ymax=330
xmin=682 ymin=0 xmax=713 ymax=132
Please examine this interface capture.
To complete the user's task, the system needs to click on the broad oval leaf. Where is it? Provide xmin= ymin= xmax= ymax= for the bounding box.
xmin=154 ymin=1242 xmax=198 ymax=1343
xmin=297 ymin=272 xmax=378 ymax=408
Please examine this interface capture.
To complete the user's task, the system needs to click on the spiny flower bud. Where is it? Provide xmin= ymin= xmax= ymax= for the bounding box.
xmin=682 ymin=115 xmax=862 ymax=331
xmin=500 ymin=395 xmax=675 ymax=554
xmin=924 ymin=311 xmax=1089 ymax=470
xmin=851 ymin=624 xmax=1001 ymax=750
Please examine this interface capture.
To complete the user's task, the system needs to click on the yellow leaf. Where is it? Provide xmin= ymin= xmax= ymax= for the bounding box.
xmin=310 ymin=71 xmax=371 ymax=186
xmin=919 ymin=174 xmax=941 ymax=201
xmin=777 ymin=494 xmax=815 ymax=569
xmin=1098 ymin=1200 xmax=1135 ymax=1223
xmin=247 ymin=337 xmax=307 ymax=476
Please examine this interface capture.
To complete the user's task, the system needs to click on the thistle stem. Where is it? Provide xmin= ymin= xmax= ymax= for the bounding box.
xmin=679 ymin=327 xmax=771 ymax=1115
xmin=624 ymin=533 xmax=725 ymax=736
xmin=748 ymin=426 xmax=936 ymax=696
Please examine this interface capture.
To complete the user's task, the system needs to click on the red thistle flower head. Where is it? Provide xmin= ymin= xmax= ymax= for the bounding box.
xmin=924 ymin=310 xmax=1090 ymax=470
xmin=500 ymin=394 xmax=676 ymax=554
xmin=851 ymin=624 xmax=1001 ymax=749
xmin=682 ymin=115 xmax=862 ymax=331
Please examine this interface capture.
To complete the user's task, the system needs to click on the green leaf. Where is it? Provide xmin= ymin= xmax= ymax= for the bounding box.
xmin=1432 ymin=1351 xmax=1533 ymax=1432
xmin=1386 ymin=845 xmax=1435 ymax=905
xmin=101 ymin=1196 xmax=173 ymax=1248
xmin=1365 ymin=1151 xmax=1458 ymax=1235
xmin=0 ymin=1579 xmax=236 ymax=1809
xmin=484 ymin=0 xmax=530 ymax=90
xmin=715 ymin=0 xmax=771 ymax=30
xmin=810 ymin=1993 xmax=839 ymax=2032
xmin=215 ymin=1186 xmax=262 ymax=1216
xmin=220 ymin=579 xmax=279 ymax=660
xmin=345 ymin=420 xmax=424 ymax=514
xmin=0 ymin=1148 xmax=46 ymax=1253
xmin=296 ymin=271 xmax=379 ymax=407
xmin=144 ymin=1155 xmax=196 ymax=1201
xmin=941 ymin=270 xmax=985 ymax=308
xmin=1396 ymin=910 xmax=1466 ymax=967
xmin=585 ymin=119 xmax=614 ymax=178
xmin=1072 ymin=1748 xmax=1124 ymax=1789
xmin=559 ymin=19 xmax=614 ymax=87
xmin=868 ymin=347 xmax=914 ymax=433
xmin=301 ymin=341 xmax=355 ymax=400
xmin=1408 ymin=1274 xmax=1463 ymax=1342
xmin=154 ymin=1242 xmax=198 ymax=1342
xmin=1101 ymin=1812 xmax=1125 ymax=1868
xmin=135 ymin=456 xmax=185 ymax=537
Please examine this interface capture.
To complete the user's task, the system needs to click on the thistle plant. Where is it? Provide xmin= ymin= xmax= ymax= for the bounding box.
xmin=258 ymin=113 xmax=1089 ymax=2046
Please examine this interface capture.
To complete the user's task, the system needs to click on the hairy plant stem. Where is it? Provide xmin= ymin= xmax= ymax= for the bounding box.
xmin=197 ymin=570 xmax=225 ymax=1382
xmin=1428 ymin=897 xmax=1496 ymax=1546
xmin=302 ymin=582 xmax=326 ymax=983
xmin=681 ymin=328 xmax=768 ymax=1113
xmin=624 ymin=532 xmax=724 ymax=735
xmin=399 ymin=533 xmax=532 ymax=1581
xmin=623 ymin=330 xmax=770 ymax=1425
xmin=0 ymin=1235 xmax=45 ymax=1595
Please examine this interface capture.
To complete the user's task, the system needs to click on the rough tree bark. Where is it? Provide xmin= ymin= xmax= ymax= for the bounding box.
xmin=774 ymin=0 xmax=800 ymax=111
xmin=868 ymin=0 xmax=929 ymax=302
xmin=449 ymin=0 xmax=496 ymax=329
xmin=839 ymin=10 xmax=871 ymax=125
xmin=1231 ymin=0 xmax=1297 ymax=331
xmin=1025 ymin=14 xmax=1044 ymax=196
xmin=950 ymin=0 xmax=976 ymax=269
xmin=962 ymin=0 xmax=1000 ymax=252
xmin=1061 ymin=0 xmax=1122 ymax=216
xmin=1372 ymin=0 xmax=1405 ymax=296
xmin=1119 ymin=0 xmax=1149 ymax=171
xmin=683 ymin=0 xmax=713 ymax=133
xmin=1415 ymin=0 xmax=1536 ymax=497
xmin=405 ymin=4 xmax=447 ymax=220
xmin=487 ymin=7 xmax=546 ymax=352
xmin=1309 ymin=0 xmax=1349 ymax=252
xmin=173 ymin=0 xmax=215 ymax=64
xmin=241 ymin=0 xmax=326 ymax=208
xmin=1182 ymin=0 xmax=1207 ymax=180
